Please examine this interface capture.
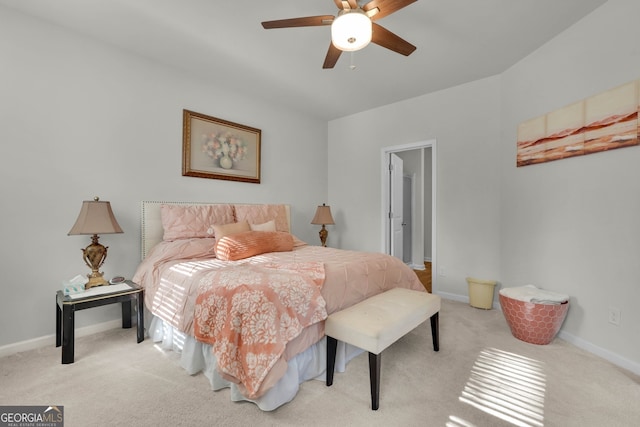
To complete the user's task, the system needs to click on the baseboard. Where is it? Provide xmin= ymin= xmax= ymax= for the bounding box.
xmin=409 ymin=263 xmax=424 ymax=270
xmin=437 ymin=291 xmax=502 ymax=310
xmin=436 ymin=291 xmax=470 ymax=305
xmin=0 ymin=319 xmax=122 ymax=359
xmin=558 ymin=330 xmax=640 ymax=376
xmin=437 ymin=292 xmax=639 ymax=377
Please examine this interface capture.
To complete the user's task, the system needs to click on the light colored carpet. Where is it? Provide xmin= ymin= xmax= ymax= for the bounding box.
xmin=1 ymin=299 xmax=639 ymax=426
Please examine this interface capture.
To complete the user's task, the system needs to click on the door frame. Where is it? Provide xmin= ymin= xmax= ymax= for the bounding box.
xmin=380 ymin=139 xmax=437 ymax=279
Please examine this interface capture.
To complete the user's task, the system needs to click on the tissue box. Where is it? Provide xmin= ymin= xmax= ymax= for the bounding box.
xmin=63 ymin=282 xmax=85 ymax=295
xmin=63 ymin=274 xmax=88 ymax=295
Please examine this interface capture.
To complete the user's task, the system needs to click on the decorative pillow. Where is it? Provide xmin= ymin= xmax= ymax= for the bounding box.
xmin=215 ymin=231 xmax=294 ymax=261
xmin=291 ymin=234 xmax=308 ymax=248
xmin=161 ymin=204 xmax=234 ymax=241
xmin=234 ymin=204 xmax=289 ymax=232
xmin=212 ymin=221 xmax=251 ymax=241
xmin=249 ymin=220 xmax=276 ymax=232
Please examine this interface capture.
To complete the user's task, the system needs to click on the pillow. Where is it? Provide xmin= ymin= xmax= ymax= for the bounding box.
xmin=161 ymin=204 xmax=234 ymax=241
xmin=234 ymin=204 xmax=289 ymax=232
xmin=147 ymin=238 xmax=218 ymax=261
xmin=215 ymin=231 xmax=294 ymax=261
xmin=249 ymin=220 xmax=276 ymax=232
xmin=212 ymin=220 xmax=251 ymax=240
xmin=291 ymin=234 xmax=308 ymax=248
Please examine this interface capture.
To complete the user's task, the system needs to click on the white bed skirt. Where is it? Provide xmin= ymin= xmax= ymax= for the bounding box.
xmin=148 ymin=316 xmax=363 ymax=411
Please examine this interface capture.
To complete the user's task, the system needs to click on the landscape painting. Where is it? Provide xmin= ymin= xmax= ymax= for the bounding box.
xmin=517 ymin=79 xmax=639 ymax=167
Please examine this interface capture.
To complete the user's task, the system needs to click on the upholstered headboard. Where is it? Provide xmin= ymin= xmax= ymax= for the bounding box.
xmin=140 ymin=201 xmax=291 ymax=259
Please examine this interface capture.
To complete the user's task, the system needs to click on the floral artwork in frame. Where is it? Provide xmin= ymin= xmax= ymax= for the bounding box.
xmin=182 ymin=109 xmax=261 ymax=183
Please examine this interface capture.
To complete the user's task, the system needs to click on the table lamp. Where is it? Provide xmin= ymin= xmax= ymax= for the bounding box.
xmin=68 ymin=197 xmax=123 ymax=289
xmin=311 ymin=203 xmax=335 ymax=247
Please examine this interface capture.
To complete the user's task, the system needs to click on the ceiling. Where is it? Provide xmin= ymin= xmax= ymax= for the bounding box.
xmin=1 ymin=0 xmax=607 ymax=121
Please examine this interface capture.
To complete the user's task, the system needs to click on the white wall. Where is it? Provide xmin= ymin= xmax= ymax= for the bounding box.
xmin=0 ymin=8 xmax=328 ymax=347
xmin=328 ymin=76 xmax=503 ymax=300
xmin=500 ymin=0 xmax=640 ymax=369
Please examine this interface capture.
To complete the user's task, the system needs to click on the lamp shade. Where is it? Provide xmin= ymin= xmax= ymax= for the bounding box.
xmin=331 ymin=10 xmax=372 ymax=52
xmin=311 ymin=204 xmax=335 ymax=225
xmin=68 ymin=197 xmax=123 ymax=235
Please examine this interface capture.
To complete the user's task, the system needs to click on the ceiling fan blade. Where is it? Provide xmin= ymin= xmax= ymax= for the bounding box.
xmin=371 ymin=23 xmax=416 ymax=56
xmin=364 ymin=0 xmax=417 ymax=21
xmin=333 ymin=0 xmax=358 ymax=10
xmin=323 ymin=43 xmax=342 ymax=69
xmin=262 ymin=15 xmax=334 ymax=29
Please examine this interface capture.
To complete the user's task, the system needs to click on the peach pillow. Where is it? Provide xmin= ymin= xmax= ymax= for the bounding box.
xmin=291 ymin=234 xmax=308 ymax=248
xmin=161 ymin=204 xmax=234 ymax=241
xmin=215 ymin=231 xmax=294 ymax=261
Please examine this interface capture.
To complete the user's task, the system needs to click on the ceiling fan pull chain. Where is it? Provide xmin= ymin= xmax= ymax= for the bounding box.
xmin=349 ymin=51 xmax=356 ymax=70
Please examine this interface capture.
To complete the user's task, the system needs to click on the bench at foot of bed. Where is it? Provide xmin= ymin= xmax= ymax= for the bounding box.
xmin=325 ymin=288 xmax=441 ymax=410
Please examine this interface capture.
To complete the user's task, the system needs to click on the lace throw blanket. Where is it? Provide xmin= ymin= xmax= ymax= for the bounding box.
xmin=194 ymin=262 xmax=327 ymax=398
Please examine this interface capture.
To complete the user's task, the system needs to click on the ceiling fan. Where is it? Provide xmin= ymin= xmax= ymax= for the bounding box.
xmin=261 ymin=0 xmax=417 ymax=69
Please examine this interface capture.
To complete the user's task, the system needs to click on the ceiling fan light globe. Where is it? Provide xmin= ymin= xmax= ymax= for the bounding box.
xmin=331 ymin=10 xmax=372 ymax=52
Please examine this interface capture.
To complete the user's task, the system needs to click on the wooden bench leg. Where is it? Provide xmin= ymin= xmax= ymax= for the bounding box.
xmin=369 ymin=352 xmax=381 ymax=410
xmin=326 ymin=336 xmax=337 ymax=386
xmin=430 ymin=312 xmax=439 ymax=352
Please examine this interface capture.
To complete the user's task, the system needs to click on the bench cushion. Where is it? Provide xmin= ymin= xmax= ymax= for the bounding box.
xmin=325 ymin=288 xmax=441 ymax=355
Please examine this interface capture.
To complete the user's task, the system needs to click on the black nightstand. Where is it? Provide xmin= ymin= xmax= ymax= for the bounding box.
xmin=56 ymin=280 xmax=144 ymax=364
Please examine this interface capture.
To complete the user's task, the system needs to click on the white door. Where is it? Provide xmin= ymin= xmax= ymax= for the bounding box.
xmin=402 ymin=175 xmax=412 ymax=263
xmin=390 ymin=153 xmax=403 ymax=260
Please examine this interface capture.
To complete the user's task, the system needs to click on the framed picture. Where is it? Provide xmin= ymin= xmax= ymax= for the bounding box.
xmin=182 ymin=109 xmax=261 ymax=183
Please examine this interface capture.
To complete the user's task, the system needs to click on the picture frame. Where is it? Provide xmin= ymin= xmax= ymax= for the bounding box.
xmin=182 ymin=109 xmax=261 ymax=183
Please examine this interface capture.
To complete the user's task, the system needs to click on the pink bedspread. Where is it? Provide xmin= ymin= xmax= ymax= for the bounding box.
xmin=193 ymin=262 xmax=327 ymax=398
xmin=133 ymin=239 xmax=424 ymax=398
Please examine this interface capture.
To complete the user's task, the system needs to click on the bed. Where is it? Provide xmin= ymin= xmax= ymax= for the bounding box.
xmin=132 ymin=201 xmax=425 ymax=411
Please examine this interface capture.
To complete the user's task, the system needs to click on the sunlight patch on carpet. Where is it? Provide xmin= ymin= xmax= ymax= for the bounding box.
xmin=449 ymin=347 xmax=546 ymax=427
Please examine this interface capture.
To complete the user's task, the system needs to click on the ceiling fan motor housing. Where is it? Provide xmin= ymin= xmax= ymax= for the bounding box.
xmin=331 ymin=9 xmax=372 ymax=51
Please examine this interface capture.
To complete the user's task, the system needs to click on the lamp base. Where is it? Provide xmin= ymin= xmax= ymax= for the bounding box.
xmin=86 ymin=273 xmax=108 ymax=289
xmin=319 ymin=225 xmax=328 ymax=247
xmin=81 ymin=234 xmax=110 ymax=289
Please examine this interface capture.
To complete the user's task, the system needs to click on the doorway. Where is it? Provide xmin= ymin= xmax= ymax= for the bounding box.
xmin=381 ymin=140 xmax=436 ymax=285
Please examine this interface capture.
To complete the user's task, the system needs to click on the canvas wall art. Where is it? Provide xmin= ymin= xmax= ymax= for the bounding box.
xmin=517 ymin=79 xmax=639 ymax=167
